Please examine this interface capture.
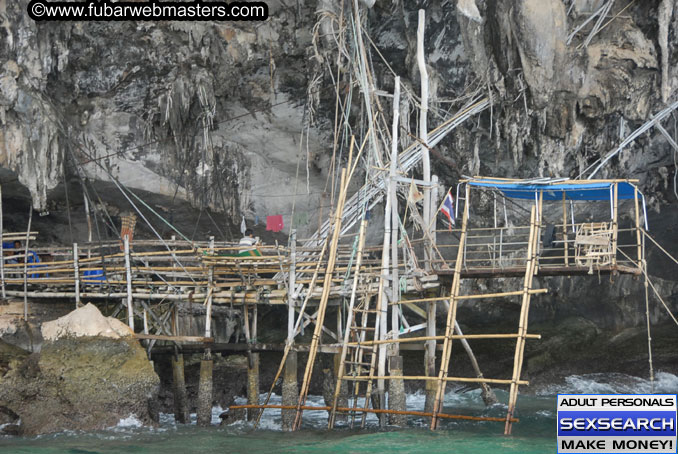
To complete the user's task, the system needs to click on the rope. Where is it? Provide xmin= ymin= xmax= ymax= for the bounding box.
xmin=643 ymin=229 xmax=678 ymax=266
xmin=618 ymin=248 xmax=678 ymax=327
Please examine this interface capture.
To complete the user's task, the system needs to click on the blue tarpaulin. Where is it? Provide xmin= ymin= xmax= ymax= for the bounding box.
xmin=467 ymin=179 xmax=639 ymax=201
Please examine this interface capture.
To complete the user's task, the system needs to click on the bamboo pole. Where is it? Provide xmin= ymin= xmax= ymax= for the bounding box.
xmin=394 ymin=289 xmax=548 ymax=305
xmin=288 ymin=230 xmax=297 ymax=343
xmin=418 ymin=9 xmax=432 ymax=270
xmin=23 ymin=205 xmax=33 ymax=321
xmin=426 ymin=175 xmax=439 ymax=405
xmin=430 ymin=185 xmax=468 ymax=429
xmin=643 ymin=253 xmax=655 ymax=391
xmin=232 ymin=404 xmax=519 ymax=423
xmin=73 ymin=243 xmax=80 ymax=308
xmin=341 ymin=376 xmax=529 ymax=385
xmin=390 ymin=76 xmax=401 ymax=353
xmin=124 ymin=235 xmax=134 ymax=330
xmin=143 ymin=309 xmax=149 ymax=335
xmin=611 ymin=182 xmax=619 ymax=266
xmin=375 ymin=163 xmax=393 ymax=426
xmin=347 ymin=333 xmax=541 ymax=346
xmin=634 ymin=187 xmax=642 ymax=265
xmin=504 ymin=206 xmax=539 ymax=435
xmin=293 ymin=166 xmax=351 ymax=430
xmin=329 ymin=219 xmax=368 ymax=428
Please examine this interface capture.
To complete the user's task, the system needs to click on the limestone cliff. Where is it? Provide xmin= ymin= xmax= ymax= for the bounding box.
xmin=1 ymin=0 xmax=677 ymax=221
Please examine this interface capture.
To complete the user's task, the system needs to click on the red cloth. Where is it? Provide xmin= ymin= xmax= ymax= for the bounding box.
xmin=266 ymin=215 xmax=284 ymax=232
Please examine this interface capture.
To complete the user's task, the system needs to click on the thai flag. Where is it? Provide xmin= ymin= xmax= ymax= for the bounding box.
xmin=440 ymin=191 xmax=455 ymax=230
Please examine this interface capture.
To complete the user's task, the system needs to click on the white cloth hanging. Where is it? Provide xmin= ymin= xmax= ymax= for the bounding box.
xmin=240 ymin=216 xmax=247 ymax=236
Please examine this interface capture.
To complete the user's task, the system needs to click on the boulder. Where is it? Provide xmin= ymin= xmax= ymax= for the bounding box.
xmin=0 ymin=306 xmax=159 ymax=435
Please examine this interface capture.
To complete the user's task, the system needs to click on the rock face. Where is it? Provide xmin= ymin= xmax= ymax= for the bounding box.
xmin=0 ymin=306 xmax=159 ymax=435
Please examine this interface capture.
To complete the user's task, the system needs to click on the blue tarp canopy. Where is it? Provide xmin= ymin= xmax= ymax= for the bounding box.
xmin=467 ymin=178 xmax=639 ymax=201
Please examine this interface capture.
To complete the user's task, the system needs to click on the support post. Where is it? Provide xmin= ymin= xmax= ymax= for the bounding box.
xmin=247 ymin=351 xmax=260 ymax=421
xmin=418 ymin=9 xmax=432 ymax=271
xmin=247 ymin=301 xmax=260 ymax=422
xmin=388 ymin=355 xmax=407 ymax=426
xmin=282 ymin=349 xmax=298 ymax=430
xmin=424 ymin=176 xmax=439 ymax=417
xmin=197 ymin=357 xmax=214 ymax=426
xmin=73 ymin=243 xmax=80 ymax=308
xmin=377 ymin=163 xmax=392 ymax=427
xmin=0 ymin=185 xmax=4 ymax=299
xmin=288 ymin=230 xmax=297 ymax=344
xmin=331 ymin=353 xmax=349 ymax=424
xmin=388 ymin=77 xmax=406 ymax=424
xmin=562 ymin=192 xmax=569 ymax=266
xmin=23 ymin=205 xmax=33 ymax=321
xmin=171 ymin=353 xmax=190 ymax=424
xmin=197 ymin=237 xmax=215 ymax=427
xmin=282 ymin=229 xmax=298 ymax=430
xmin=634 ymin=187 xmax=642 ymax=265
xmin=611 ymin=183 xmax=619 ymax=267
xmin=124 ymin=235 xmax=134 ymax=331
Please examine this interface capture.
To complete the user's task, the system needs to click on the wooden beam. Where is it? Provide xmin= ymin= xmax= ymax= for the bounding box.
xmin=134 ymin=334 xmax=214 ymax=343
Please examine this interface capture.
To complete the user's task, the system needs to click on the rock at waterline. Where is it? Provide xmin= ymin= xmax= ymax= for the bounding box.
xmin=0 ymin=305 xmax=159 ymax=435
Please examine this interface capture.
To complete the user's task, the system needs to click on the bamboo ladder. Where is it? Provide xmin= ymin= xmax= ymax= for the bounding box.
xmin=327 ymin=220 xmax=376 ymax=429
xmin=504 ymin=205 xmax=541 ymax=434
xmin=429 ymin=184 xmax=470 ymax=429
xmin=428 ymin=200 xmax=544 ymax=431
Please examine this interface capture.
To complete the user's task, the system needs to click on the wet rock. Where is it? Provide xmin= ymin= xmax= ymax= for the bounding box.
xmin=0 ymin=336 xmax=159 ymax=435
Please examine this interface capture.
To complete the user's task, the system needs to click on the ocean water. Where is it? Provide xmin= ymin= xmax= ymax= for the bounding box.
xmin=1 ymin=372 xmax=676 ymax=454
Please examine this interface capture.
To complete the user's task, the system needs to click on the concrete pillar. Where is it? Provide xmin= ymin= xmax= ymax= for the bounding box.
xmin=388 ymin=355 xmax=407 ymax=426
xmin=333 ymin=353 xmax=348 ymax=424
xmin=424 ymin=379 xmax=437 ymax=420
xmin=424 ymin=301 xmax=437 ymax=421
xmin=247 ymin=353 xmax=260 ymax=421
xmin=171 ymin=354 xmax=190 ymax=424
xmin=281 ymin=350 xmax=298 ymax=430
xmin=197 ymin=357 xmax=213 ymax=426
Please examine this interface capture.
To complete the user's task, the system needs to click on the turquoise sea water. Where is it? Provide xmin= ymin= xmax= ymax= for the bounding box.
xmin=1 ymin=372 xmax=676 ymax=454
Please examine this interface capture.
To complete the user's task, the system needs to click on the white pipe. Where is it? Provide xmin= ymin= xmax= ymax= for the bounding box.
xmin=417 ymin=9 xmax=432 ymax=270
